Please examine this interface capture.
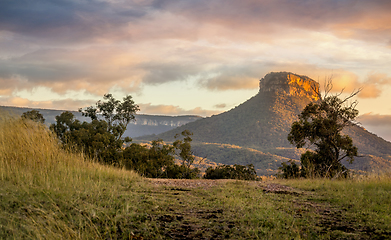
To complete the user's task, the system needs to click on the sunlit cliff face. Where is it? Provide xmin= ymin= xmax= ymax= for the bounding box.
xmin=259 ymin=72 xmax=320 ymax=101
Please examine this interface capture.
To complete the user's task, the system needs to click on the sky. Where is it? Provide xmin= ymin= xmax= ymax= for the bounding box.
xmin=1 ymin=0 xmax=391 ymax=141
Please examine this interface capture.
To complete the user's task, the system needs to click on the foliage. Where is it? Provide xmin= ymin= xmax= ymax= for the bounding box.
xmin=172 ymin=130 xmax=200 ymax=178
xmin=277 ymin=160 xmax=301 ymax=179
xmin=79 ymin=93 xmax=139 ymax=141
xmin=50 ymin=94 xmax=138 ymax=164
xmin=173 ymin=130 xmax=195 ymax=168
xmin=49 ymin=93 xmax=199 ymax=178
xmin=21 ymin=109 xmax=45 ymax=124
xmin=50 ymin=111 xmax=123 ymax=164
xmin=204 ymin=164 xmax=257 ymax=180
xmin=165 ymin=164 xmax=200 ymax=179
xmin=122 ymin=140 xmax=175 ymax=178
xmin=51 ymin=95 xmax=199 ymax=178
xmin=122 ymin=139 xmax=200 ymax=179
xmin=287 ymin=81 xmax=360 ymax=178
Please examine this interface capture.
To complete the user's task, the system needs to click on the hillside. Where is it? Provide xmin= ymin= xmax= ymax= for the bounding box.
xmin=2 ymin=109 xmax=390 ymax=239
xmin=0 ymin=105 xmax=202 ymax=138
xmin=138 ymin=72 xmax=391 ymax=175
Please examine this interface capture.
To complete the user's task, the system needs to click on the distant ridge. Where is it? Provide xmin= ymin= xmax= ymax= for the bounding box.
xmin=0 ymin=105 xmax=203 ymax=138
xmin=138 ymin=72 xmax=391 ymax=175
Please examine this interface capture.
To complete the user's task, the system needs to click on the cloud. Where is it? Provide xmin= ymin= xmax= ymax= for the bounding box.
xmin=2 ymin=0 xmax=390 ymax=46
xmin=141 ymin=62 xmax=203 ymax=85
xmin=139 ymin=103 xmax=220 ymax=117
xmin=214 ymin=103 xmax=226 ymax=109
xmin=198 ymin=62 xmax=265 ymax=91
xmin=357 ymin=113 xmax=391 ymax=142
xmin=0 ymin=96 xmax=96 ymax=111
xmin=0 ymin=47 xmax=145 ymax=95
xmin=0 ymin=0 xmax=151 ymax=44
xmin=358 ymin=73 xmax=391 ymax=98
xmin=1 ymin=0 xmax=391 ymax=116
xmin=358 ymin=113 xmax=391 ymax=127
xmin=152 ymin=0 xmax=391 ymax=44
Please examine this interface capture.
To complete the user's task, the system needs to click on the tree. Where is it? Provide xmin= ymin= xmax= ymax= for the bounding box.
xmin=50 ymin=111 xmax=123 ymax=164
xmin=122 ymin=140 xmax=176 ymax=178
xmin=50 ymin=94 xmax=139 ymax=164
xmin=173 ymin=130 xmax=200 ymax=178
xmin=21 ymin=110 xmax=45 ymax=124
xmin=277 ymin=160 xmax=301 ymax=179
xmin=50 ymin=111 xmax=78 ymax=143
xmin=173 ymin=130 xmax=195 ymax=168
xmin=287 ymin=80 xmax=360 ymax=178
xmin=79 ymin=94 xmax=139 ymax=141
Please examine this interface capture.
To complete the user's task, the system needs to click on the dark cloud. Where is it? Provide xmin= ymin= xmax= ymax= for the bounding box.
xmin=358 ymin=114 xmax=391 ymax=127
xmin=358 ymin=113 xmax=391 ymax=141
xmin=1 ymin=0 xmax=390 ymax=44
xmin=0 ymin=0 xmax=149 ymax=43
xmin=141 ymin=62 xmax=203 ymax=85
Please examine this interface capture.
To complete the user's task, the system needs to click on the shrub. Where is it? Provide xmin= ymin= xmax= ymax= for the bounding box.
xmin=204 ymin=164 xmax=257 ymax=180
xmin=277 ymin=159 xmax=301 ymax=179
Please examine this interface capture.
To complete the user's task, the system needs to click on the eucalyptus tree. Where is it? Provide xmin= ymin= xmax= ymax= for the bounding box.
xmin=287 ymin=79 xmax=361 ymax=178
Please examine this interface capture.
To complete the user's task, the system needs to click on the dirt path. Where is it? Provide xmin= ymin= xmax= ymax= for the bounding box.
xmin=148 ymin=178 xmax=302 ymax=194
xmin=147 ymin=178 xmax=388 ymax=239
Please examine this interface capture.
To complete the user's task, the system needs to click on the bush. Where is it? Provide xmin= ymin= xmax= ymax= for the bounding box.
xmin=165 ymin=164 xmax=200 ymax=179
xmin=122 ymin=140 xmax=175 ymax=178
xmin=204 ymin=164 xmax=257 ymax=180
xmin=277 ymin=159 xmax=301 ymax=179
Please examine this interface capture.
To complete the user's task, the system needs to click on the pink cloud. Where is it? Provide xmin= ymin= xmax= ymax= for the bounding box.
xmin=139 ymin=103 xmax=221 ymax=117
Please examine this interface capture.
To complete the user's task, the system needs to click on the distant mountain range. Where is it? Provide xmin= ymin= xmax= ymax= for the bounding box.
xmin=0 ymin=105 xmax=203 ymax=138
xmin=137 ymin=72 xmax=391 ymax=175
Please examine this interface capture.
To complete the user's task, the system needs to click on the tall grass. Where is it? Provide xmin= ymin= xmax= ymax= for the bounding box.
xmin=0 ymin=113 xmax=143 ymax=239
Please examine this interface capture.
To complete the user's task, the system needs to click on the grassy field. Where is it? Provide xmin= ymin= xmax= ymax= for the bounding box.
xmin=1 ymin=115 xmax=390 ymax=239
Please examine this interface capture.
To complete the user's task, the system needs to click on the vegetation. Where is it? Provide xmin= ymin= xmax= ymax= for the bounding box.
xmin=21 ymin=109 xmax=45 ymax=123
xmin=286 ymin=81 xmax=360 ymax=178
xmin=1 ymin=113 xmax=391 ymax=239
xmin=277 ymin=159 xmax=301 ymax=179
xmin=173 ymin=130 xmax=200 ymax=178
xmin=204 ymin=164 xmax=258 ymax=180
xmin=0 ymin=112 xmax=143 ymax=239
xmin=48 ymin=94 xmax=200 ymax=178
xmin=122 ymin=139 xmax=175 ymax=178
xmin=78 ymin=93 xmax=139 ymax=141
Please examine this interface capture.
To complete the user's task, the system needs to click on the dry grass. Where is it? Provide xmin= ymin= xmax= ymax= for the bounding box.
xmin=0 ymin=113 xmax=144 ymax=239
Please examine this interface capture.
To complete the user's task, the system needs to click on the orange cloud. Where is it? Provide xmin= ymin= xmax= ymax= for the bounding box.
xmin=0 ymin=97 xmax=96 ymax=112
xmin=358 ymin=73 xmax=391 ymax=99
xmin=10 ymin=97 xmax=30 ymax=107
